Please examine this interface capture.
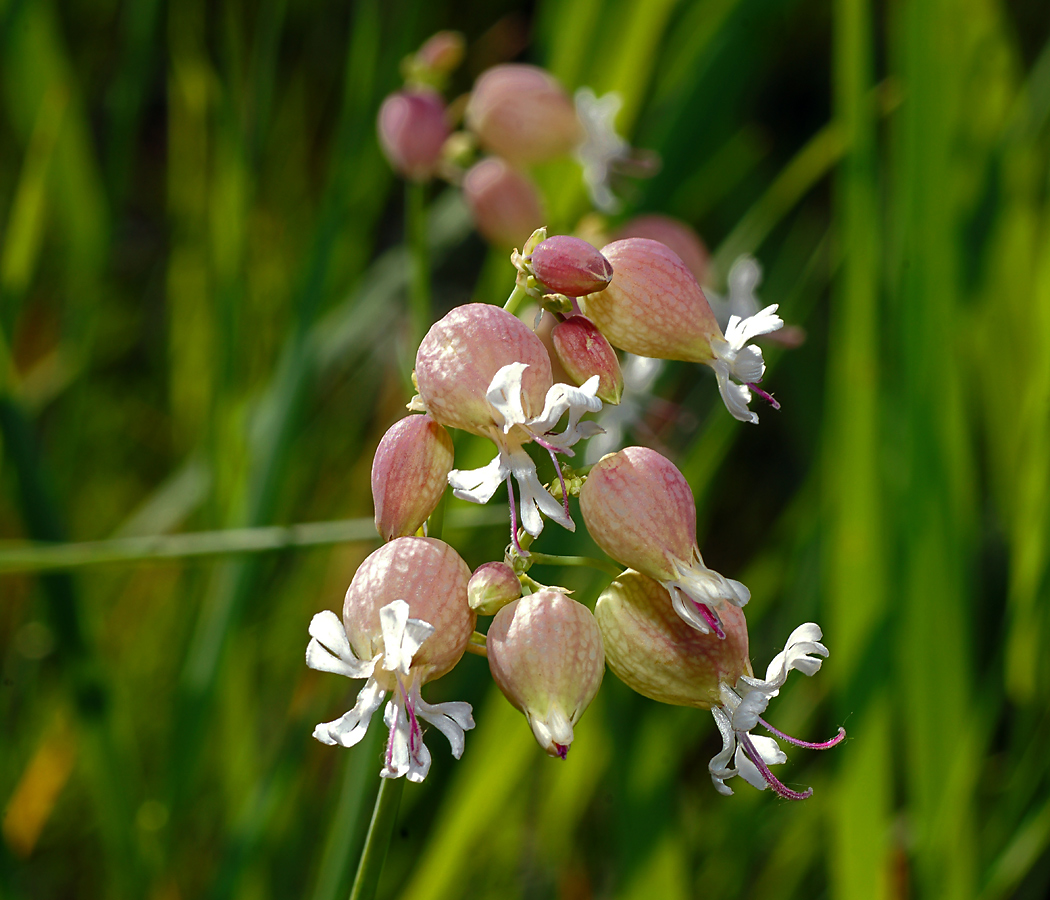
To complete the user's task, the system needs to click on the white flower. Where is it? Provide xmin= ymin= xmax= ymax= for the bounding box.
xmin=707 ymin=304 xmax=784 ymax=424
xmin=574 ymin=88 xmax=630 ymax=213
xmin=306 ymin=599 xmax=474 ymax=782
xmin=448 ymin=363 xmax=602 ymax=547
xmin=585 ymin=354 xmax=662 ymax=464
xmin=708 ymin=623 xmax=844 ymax=799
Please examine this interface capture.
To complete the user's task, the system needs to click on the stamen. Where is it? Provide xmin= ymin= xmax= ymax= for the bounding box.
xmin=506 ymin=476 xmax=528 ymax=557
xmin=738 ymin=731 xmax=813 ymax=801
xmin=693 ymin=600 xmax=726 ymax=640
xmin=758 ymin=717 xmax=846 ymax=750
xmin=554 ymin=743 xmax=569 ymax=760
xmin=748 ymin=383 xmax=781 ymax=410
xmin=397 ymin=676 xmax=425 ymax=761
xmin=533 ymin=439 xmax=571 ymax=521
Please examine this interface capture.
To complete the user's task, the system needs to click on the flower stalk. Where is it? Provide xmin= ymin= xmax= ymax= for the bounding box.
xmin=348 ymin=776 xmax=405 ymax=900
xmin=407 ymin=180 xmax=431 ymax=349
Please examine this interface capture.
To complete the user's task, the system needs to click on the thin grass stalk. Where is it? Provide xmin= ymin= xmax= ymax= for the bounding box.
xmin=349 ymin=776 xmax=405 ymax=900
xmin=406 ymin=180 xmax=430 ymax=349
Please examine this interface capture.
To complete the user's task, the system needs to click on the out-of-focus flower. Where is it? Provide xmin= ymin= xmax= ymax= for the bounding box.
xmin=405 ymin=31 xmax=465 ymax=85
xmin=462 ymin=157 xmax=545 ymax=248
xmin=705 ymin=255 xmax=806 ymax=349
xmin=583 ymin=238 xmax=783 ymax=423
xmin=487 ymin=589 xmax=605 ymax=758
xmin=371 ymin=415 xmax=453 ymax=541
xmin=574 ymin=88 xmax=631 ymax=213
xmin=466 ymin=65 xmax=582 ymax=167
xmin=468 ymin=561 xmax=521 ymax=616
xmin=574 ymin=88 xmax=660 ymax=214
xmin=306 ymin=537 xmax=476 ymax=782
xmin=614 ymin=214 xmax=710 ymax=287
xmin=551 ymin=315 xmax=623 ymax=405
xmin=579 ymin=446 xmax=749 ymax=637
xmin=377 ymin=90 xmax=450 ymax=181
xmin=414 ymin=304 xmax=602 ymax=549
xmin=595 ymin=570 xmax=844 ymax=799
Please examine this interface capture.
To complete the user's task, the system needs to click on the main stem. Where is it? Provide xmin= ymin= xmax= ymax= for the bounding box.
xmin=406 ymin=181 xmax=430 ymax=349
xmin=348 ymin=776 xmax=405 ymax=900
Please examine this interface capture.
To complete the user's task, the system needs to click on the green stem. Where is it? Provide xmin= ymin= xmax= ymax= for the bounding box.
xmin=406 ymin=180 xmax=430 ymax=348
xmin=502 ymin=282 xmax=530 ymax=316
xmin=349 ymin=776 xmax=405 ymax=900
xmin=525 ymin=552 xmax=622 ymax=576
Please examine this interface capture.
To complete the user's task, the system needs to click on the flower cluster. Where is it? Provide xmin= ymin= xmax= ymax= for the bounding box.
xmin=306 ymin=33 xmax=842 ymax=798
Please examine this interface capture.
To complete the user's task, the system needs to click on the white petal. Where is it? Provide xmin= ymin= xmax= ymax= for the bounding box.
xmin=379 ymin=600 xmax=434 ymax=677
xmin=448 ymin=451 xmax=509 ymax=504
xmin=729 ymin=344 xmax=766 ymax=385
xmin=312 ymin=677 xmax=386 ymax=747
xmin=751 ymin=734 xmax=788 ymax=767
xmin=306 ymin=611 xmax=376 ymax=679
xmin=416 ymin=693 xmax=475 ymax=760
xmin=735 ymin=743 xmax=771 ymax=791
xmin=529 ymin=377 xmax=603 ymax=440
xmin=485 ymin=363 xmax=530 ymax=432
xmin=711 ymin=358 xmax=758 ymax=425
xmin=731 ymin=689 xmax=771 ymax=733
xmin=664 ymin=553 xmax=750 ymax=633
xmin=762 ymin=622 xmax=829 ymax=688
xmin=526 ymin=704 xmax=574 ymax=755
xmin=724 ymin=304 xmax=783 ymax=349
xmin=510 ymin=449 xmax=574 ymax=537
xmin=708 ymin=707 xmax=738 ymax=796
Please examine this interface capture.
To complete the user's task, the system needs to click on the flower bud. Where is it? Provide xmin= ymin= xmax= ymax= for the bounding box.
xmin=580 ymin=446 xmax=696 ymax=581
xmin=415 ymin=303 xmax=552 ymax=435
xmin=371 ymin=415 xmax=454 ymax=541
xmin=343 ymin=537 xmax=475 ymax=687
xmin=582 ymin=238 xmax=722 ymax=362
xmin=467 ymin=562 xmax=521 ymax=616
xmin=465 ymin=64 xmax=582 ymax=167
xmin=579 ymin=446 xmax=749 ymax=637
xmin=462 ymin=157 xmax=545 ymax=248
xmin=551 ymin=316 xmax=623 ymax=405
xmin=377 ymin=90 xmax=450 ymax=181
xmin=530 ymin=235 xmax=613 ymax=297
xmin=595 ymin=570 xmax=751 ymax=708
xmin=487 ymin=590 xmax=604 ymax=758
xmin=614 ymin=215 xmax=710 ymax=287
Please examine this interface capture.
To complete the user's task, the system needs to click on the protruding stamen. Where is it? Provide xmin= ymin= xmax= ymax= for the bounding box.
xmin=758 ymin=717 xmax=846 ymax=750
xmin=748 ymin=383 xmax=781 ymax=410
xmin=738 ymin=731 xmax=813 ymax=801
xmin=554 ymin=743 xmax=569 ymax=760
xmin=693 ymin=600 xmax=726 ymax=640
xmin=397 ymin=676 xmax=425 ymax=758
xmin=506 ymin=476 xmax=528 ymax=557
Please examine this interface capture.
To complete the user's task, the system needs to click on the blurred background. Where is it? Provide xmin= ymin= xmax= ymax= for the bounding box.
xmin=2 ymin=0 xmax=1050 ymax=897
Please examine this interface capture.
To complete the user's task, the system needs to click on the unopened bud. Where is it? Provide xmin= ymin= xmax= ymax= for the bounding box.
xmin=462 ymin=157 xmax=545 ymax=248
xmin=582 ymin=238 xmax=722 ymax=362
xmin=551 ymin=316 xmax=623 ymax=405
xmin=377 ymin=90 xmax=450 ymax=181
xmin=371 ymin=415 xmax=454 ymax=541
xmin=465 ymin=64 xmax=582 ymax=167
xmin=615 ymin=215 xmax=711 ymax=287
xmin=468 ymin=562 xmax=521 ymax=616
xmin=595 ymin=570 xmax=751 ymax=708
xmin=530 ymin=235 xmax=613 ymax=297
xmin=487 ymin=590 xmax=604 ymax=758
